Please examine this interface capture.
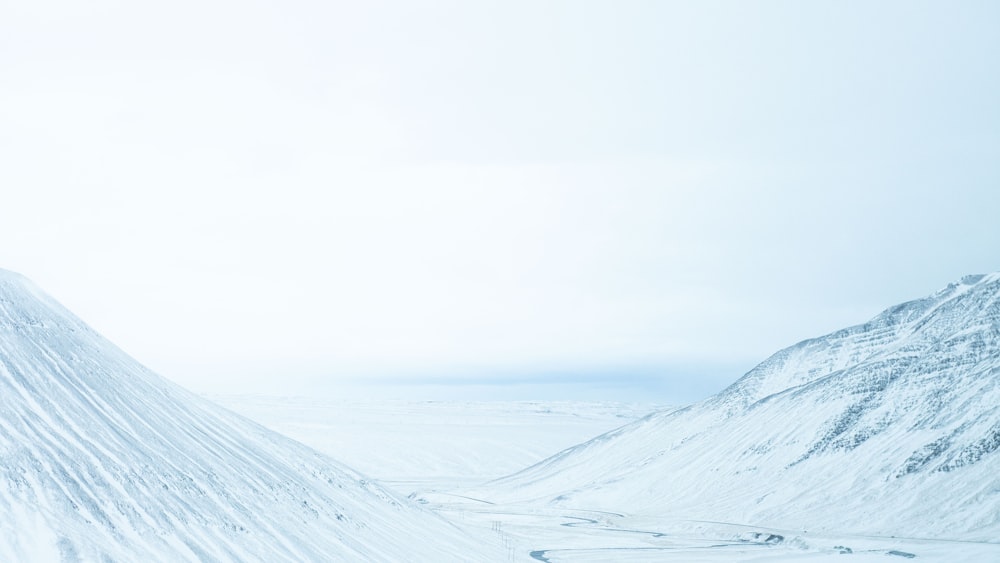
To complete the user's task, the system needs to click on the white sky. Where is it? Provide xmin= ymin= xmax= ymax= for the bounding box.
xmin=2 ymin=1 xmax=998 ymax=401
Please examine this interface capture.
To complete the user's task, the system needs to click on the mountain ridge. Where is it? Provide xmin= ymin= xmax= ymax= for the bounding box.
xmin=0 ymin=270 xmax=495 ymax=561
xmin=477 ymin=272 xmax=1000 ymax=540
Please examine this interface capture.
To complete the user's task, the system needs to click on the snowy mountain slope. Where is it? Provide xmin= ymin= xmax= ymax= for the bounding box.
xmin=0 ymin=270 xmax=498 ymax=562
xmin=479 ymin=273 xmax=1000 ymax=540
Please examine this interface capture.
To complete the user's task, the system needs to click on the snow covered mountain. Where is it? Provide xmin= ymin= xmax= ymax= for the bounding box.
xmin=482 ymin=273 xmax=1000 ymax=540
xmin=0 ymin=269 xmax=496 ymax=561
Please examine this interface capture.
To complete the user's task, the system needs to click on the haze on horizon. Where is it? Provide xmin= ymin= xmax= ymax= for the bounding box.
xmin=1 ymin=1 xmax=998 ymax=402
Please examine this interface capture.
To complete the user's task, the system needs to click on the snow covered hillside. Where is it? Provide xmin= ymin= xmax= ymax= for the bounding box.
xmin=0 ymin=269 xmax=498 ymax=561
xmin=480 ymin=273 xmax=1000 ymax=541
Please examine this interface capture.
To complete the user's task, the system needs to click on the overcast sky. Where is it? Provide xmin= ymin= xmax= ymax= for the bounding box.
xmin=2 ymin=1 xmax=998 ymax=401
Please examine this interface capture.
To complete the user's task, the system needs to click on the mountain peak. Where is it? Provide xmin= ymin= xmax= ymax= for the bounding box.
xmin=0 ymin=267 xmax=28 ymax=280
xmin=716 ymin=272 xmax=1000 ymax=410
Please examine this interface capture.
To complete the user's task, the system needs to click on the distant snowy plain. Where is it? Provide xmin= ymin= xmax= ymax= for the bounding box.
xmin=206 ymin=396 xmax=652 ymax=490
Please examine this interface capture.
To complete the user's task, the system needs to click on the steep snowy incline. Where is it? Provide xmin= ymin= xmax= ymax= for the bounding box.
xmin=0 ymin=270 xmax=499 ymax=561
xmin=479 ymin=273 xmax=1000 ymax=540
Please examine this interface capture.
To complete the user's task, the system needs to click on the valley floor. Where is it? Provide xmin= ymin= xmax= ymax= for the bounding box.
xmin=210 ymin=395 xmax=1000 ymax=562
xmin=418 ymin=490 xmax=1000 ymax=562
